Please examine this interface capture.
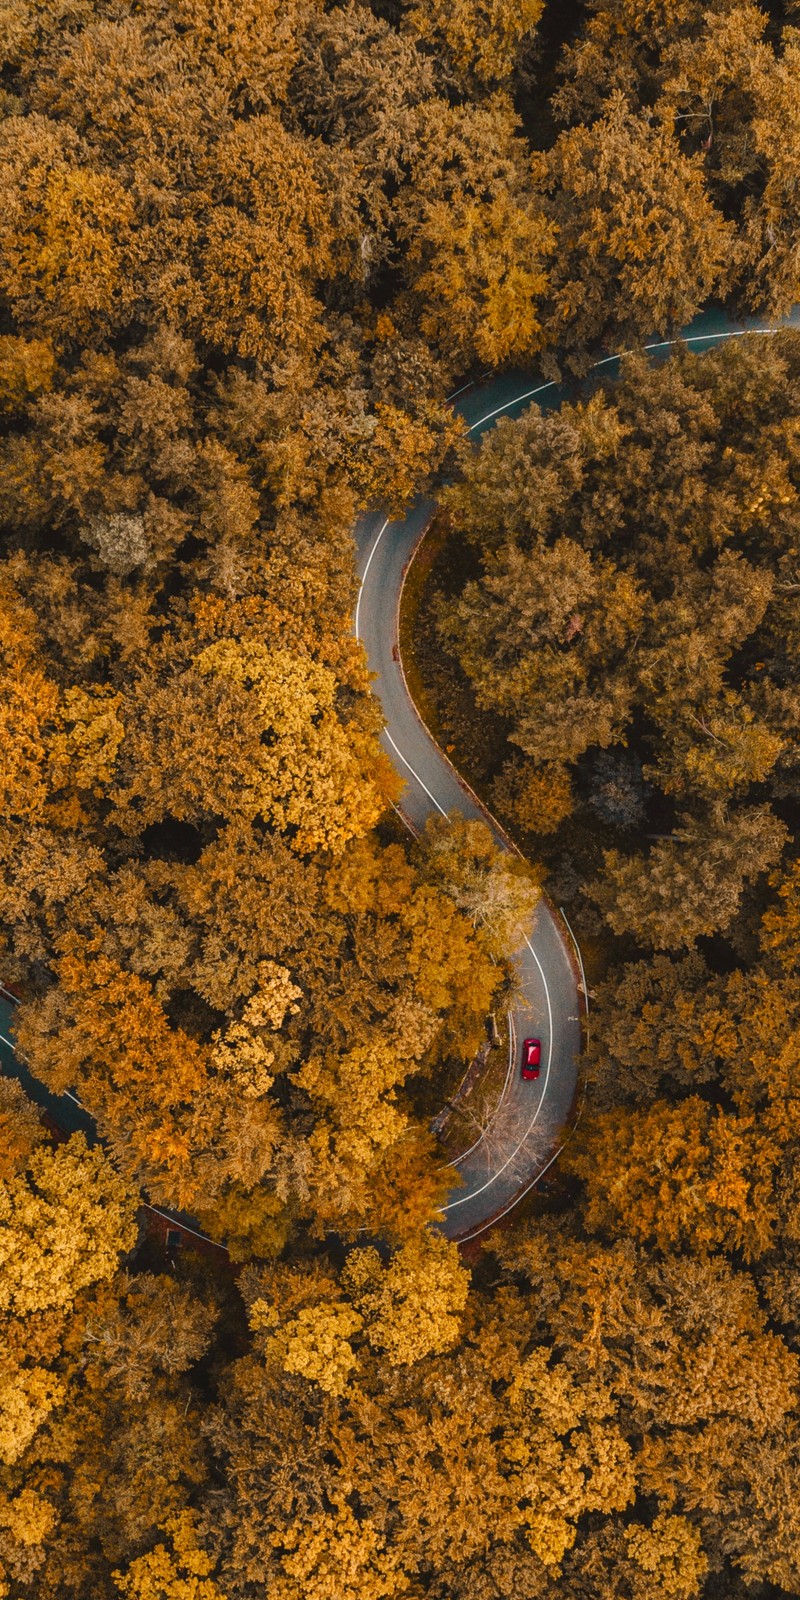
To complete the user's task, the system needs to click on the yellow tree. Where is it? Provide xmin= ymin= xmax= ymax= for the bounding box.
xmin=343 ymin=1235 xmax=470 ymax=1366
xmin=650 ymin=689 xmax=784 ymax=801
xmin=269 ymin=1504 xmax=415 ymax=1600
xmin=624 ymin=1514 xmax=709 ymax=1600
xmin=740 ymin=34 xmax=800 ymax=313
xmin=760 ymin=860 xmax=800 ymax=974
xmin=592 ymin=804 xmax=787 ymax=948
xmin=0 ymin=335 xmax=55 ymax=414
xmin=439 ymin=534 xmax=646 ymax=764
xmin=567 ymin=1099 xmax=779 ymax=1261
xmin=398 ymin=97 xmax=555 ymax=367
xmin=505 ymin=1346 xmax=635 ymax=1566
xmin=0 ymin=1080 xmax=43 ymax=1181
xmin=414 ymin=814 xmax=540 ymax=959
xmin=403 ymin=0 xmax=544 ymax=87
xmin=0 ymin=116 xmax=136 ymax=343
xmin=586 ymin=952 xmax=731 ymax=1107
xmin=164 ymin=0 xmax=307 ymax=110
xmin=542 ymin=94 xmax=734 ymax=355
xmin=113 ymin=1512 xmax=225 ymax=1600
xmin=495 ymin=1217 xmax=799 ymax=1585
xmin=0 ymin=577 xmax=58 ymax=826
xmin=174 ymin=824 xmax=317 ymax=1009
xmin=297 ymin=1039 xmax=418 ymax=1234
xmin=194 ymin=639 xmax=397 ymax=853
xmin=14 ymin=951 xmax=284 ymax=1216
xmin=491 ymin=755 xmax=575 ymax=837
xmin=197 ymin=115 xmax=333 ymax=371
xmin=400 ymin=883 xmax=500 ymax=1058
xmin=47 ymin=684 xmax=125 ymax=796
xmin=0 ymin=1123 xmax=136 ymax=1468
xmin=0 ymin=1133 xmax=136 ymax=1324
xmin=251 ymin=1292 xmax=364 ymax=1400
xmin=553 ymin=0 xmax=746 ymax=125
xmin=657 ymin=1 xmax=771 ymax=183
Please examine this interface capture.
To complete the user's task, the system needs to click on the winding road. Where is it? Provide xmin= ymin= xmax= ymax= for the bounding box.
xmin=355 ymin=503 xmax=581 ymax=1241
xmin=3 ymin=305 xmax=799 ymax=1247
xmin=354 ymin=303 xmax=800 ymax=1241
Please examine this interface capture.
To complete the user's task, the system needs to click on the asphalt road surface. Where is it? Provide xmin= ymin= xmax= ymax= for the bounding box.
xmin=355 ymin=303 xmax=800 ymax=1241
xmin=355 ymin=501 xmax=581 ymax=1242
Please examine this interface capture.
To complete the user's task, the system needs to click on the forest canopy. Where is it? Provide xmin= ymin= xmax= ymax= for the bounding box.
xmin=1 ymin=1 xmax=800 ymax=1598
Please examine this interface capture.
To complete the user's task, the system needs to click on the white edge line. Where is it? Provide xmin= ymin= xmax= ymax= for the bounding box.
xmin=467 ymin=327 xmax=787 ymax=433
xmin=446 ymin=368 xmax=494 ymax=403
xmin=141 ymin=1204 xmax=217 ymax=1247
xmin=355 ymin=500 xmax=557 ymax=1194
xmin=442 ymin=932 xmax=554 ymax=1212
xmin=354 ymin=516 xmax=390 ymax=639
xmin=445 ymin=321 xmax=799 ymax=1238
xmin=455 ymin=1036 xmax=590 ymax=1244
xmin=454 ymin=1134 xmax=567 ymax=1244
xmin=356 ymin=518 xmax=448 ymax=817
xmin=468 ymin=379 xmax=560 ymax=433
xmin=384 ymin=730 xmax=448 ymax=817
xmin=8 ymin=319 xmax=793 ymax=1252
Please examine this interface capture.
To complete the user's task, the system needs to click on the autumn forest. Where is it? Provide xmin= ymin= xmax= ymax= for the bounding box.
xmin=2 ymin=0 xmax=800 ymax=1596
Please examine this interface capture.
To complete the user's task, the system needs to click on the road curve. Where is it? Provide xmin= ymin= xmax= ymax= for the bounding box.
xmin=355 ymin=514 xmax=581 ymax=1243
xmin=355 ymin=302 xmax=800 ymax=1242
xmin=2 ymin=307 xmax=799 ymax=1249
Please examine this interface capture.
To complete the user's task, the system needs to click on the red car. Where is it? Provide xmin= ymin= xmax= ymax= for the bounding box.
xmin=521 ymin=1038 xmax=541 ymax=1080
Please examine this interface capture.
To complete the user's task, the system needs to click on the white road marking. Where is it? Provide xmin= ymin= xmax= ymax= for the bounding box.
xmin=454 ymin=1134 xmax=566 ymax=1244
xmin=441 ymin=320 xmax=800 ymax=1237
xmin=6 ymin=318 xmax=794 ymax=1246
xmin=356 ymin=516 xmax=451 ymax=818
xmin=467 ymin=327 xmax=789 ymax=436
xmin=142 ymin=1203 xmax=216 ymax=1245
xmin=443 ymin=933 xmax=555 ymax=1213
xmin=354 ymin=516 xmax=390 ymax=639
xmin=383 ymin=730 xmax=448 ymax=817
xmin=356 ymin=518 xmax=451 ymax=816
xmin=353 ymin=437 xmax=561 ymax=1222
xmin=468 ymin=379 xmax=560 ymax=433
